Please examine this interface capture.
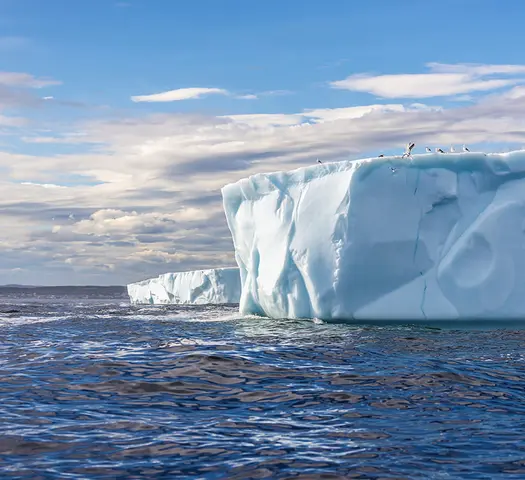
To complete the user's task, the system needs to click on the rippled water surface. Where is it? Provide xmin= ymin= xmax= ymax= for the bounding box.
xmin=1 ymin=287 xmax=525 ymax=479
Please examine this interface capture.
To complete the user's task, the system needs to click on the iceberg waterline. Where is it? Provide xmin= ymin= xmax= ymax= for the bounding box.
xmin=222 ymin=151 xmax=525 ymax=321
xmin=127 ymin=267 xmax=241 ymax=305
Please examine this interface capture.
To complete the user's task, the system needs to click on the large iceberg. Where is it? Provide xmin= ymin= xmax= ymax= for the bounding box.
xmin=222 ymin=151 xmax=525 ymax=321
xmin=127 ymin=267 xmax=241 ymax=305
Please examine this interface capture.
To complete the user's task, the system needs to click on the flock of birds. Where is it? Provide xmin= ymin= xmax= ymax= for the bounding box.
xmin=383 ymin=142 xmax=470 ymax=158
xmin=316 ymin=143 xmax=470 ymax=164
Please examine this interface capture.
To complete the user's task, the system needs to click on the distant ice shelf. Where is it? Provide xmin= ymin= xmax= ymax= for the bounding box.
xmin=222 ymin=150 xmax=525 ymax=321
xmin=127 ymin=267 xmax=241 ymax=305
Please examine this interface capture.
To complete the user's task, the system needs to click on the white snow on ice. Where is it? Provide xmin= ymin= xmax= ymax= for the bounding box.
xmin=222 ymin=151 xmax=525 ymax=321
xmin=127 ymin=267 xmax=241 ymax=305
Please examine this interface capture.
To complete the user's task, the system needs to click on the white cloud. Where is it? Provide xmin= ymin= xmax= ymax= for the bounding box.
xmin=330 ymin=63 xmax=525 ymax=99
xmin=236 ymin=90 xmax=293 ymax=100
xmin=503 ymin=86 xmax=525 ymax=100
xmin=0 ymin=114 xmax=27 ymax=126
xmin=236 ymin=94 xmax=258 ymax=100
xmin=130 ymin=88 xmax=283 ymax=103
xmin=21 ymin=135 xmax=87 ymax=144
xmin=73 ymin=209 xmax=171 ymax=236
xmin=221 ymin=113 xmax=304 ymax=127
xmin=0 ymin=72 xmax=61 ymax=88
xmin=222 ymin=104 xmax=438 ymax=127
xmin=20 ymin=182 xmax=67 ymax=188
xmin=303 ymin=104 xmax=407 ymax=122
xmin=131 ymin=87 xmax=228 ymax=102
xmin=127 ymin=249 xmax=186 ymax=263
xmin=72 ymin=207 xmax=212 ymax=237
xmin=451 ymin=95 xmax=475 ymax=102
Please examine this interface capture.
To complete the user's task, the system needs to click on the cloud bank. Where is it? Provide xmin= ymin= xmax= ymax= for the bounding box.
xmin=3 ymin=63 xmax=525 ymax=285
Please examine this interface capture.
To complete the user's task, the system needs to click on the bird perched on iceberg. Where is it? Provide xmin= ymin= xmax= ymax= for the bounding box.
xmin=378 ymin=154 xmax=385 ymax=157
xmin=450 ymin=145 xmax=456 ymax=153
xmin=436 ymin=148 xmax=445 ymax=153
xmin=463 ymin=145 xmax=470 ymax=152
xmin=402 ymin=142 xmax=415 ymax=158
xmin=317 ymin=158 xmax=322 ymax=164
xmin=425 ymin=147 xmax=432 ymax=153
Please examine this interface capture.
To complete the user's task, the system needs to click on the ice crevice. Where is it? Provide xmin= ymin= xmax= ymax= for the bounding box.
xmin=420 ymin=276 xmax=428 ymax=320
xmin=411 ymin=165 xmax=426 ymax=317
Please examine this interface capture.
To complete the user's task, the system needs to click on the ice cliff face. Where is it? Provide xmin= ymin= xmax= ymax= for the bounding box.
xmin=222 ymin=151 xmax=525 ymax=321
xmin=127 ymin=267 xmax=241 ymax=305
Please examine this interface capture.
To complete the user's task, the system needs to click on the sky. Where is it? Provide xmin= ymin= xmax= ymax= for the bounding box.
xmin=2 ymin=0 xmax=525 ymax=285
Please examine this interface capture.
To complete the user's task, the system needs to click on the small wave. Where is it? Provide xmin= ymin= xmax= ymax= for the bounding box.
xmin=0 ymin=315 xmax=72 ymax=326
xmin=134 ymin=307 xmax=166 ymax=313
xmin=116 ymin=313 xmax=198 ymax=322
xmin=157 ymin=338 xmax=231 ymax=347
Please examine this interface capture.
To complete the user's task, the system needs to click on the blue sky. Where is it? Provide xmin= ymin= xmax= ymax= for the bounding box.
xmin=1 ymin=0 xmax=525 ymax=285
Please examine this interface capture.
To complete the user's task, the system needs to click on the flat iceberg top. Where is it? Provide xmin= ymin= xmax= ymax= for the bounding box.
xmin=222 ymin=150 xmax=525 ymax=321
xmin=127 ymin=267 xmax=241 ymax=305
xmin=224 ymin=150 xmax=525 ymax=197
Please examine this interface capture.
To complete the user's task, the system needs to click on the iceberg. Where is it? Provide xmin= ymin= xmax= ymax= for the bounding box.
xmin=127 ymin=267 xmax=241 ymax=305
xmin=222 ymin=151 xmax=525 ymax=321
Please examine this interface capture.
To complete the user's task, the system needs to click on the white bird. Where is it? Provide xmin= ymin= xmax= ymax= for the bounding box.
xmin=436 ymin=148 xmax=445 ymax=153
xmin=463 ymin=145 xmax=470 ymax=152
xmin=402 ymin=142 xmax=415 ymax=158
xmin=425 ymin=147 xmax=432 ymax=153
xmin=450 ymin=145 xmax=456 ymax=153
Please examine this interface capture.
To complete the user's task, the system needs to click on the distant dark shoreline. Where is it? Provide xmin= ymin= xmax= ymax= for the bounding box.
xmin=0 ymin=285 xmax=127 ymax=299
xmin=1 ymin=285 xmax=125 ymax=289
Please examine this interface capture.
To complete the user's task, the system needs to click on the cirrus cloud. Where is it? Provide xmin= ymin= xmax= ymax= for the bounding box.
xmin=330 ymin=63 xmax=525 ymax=99
xmin=131 ymin=87 xmax=229 ymax=102
xmin=0 ymin=71 xmax=61 ymax=88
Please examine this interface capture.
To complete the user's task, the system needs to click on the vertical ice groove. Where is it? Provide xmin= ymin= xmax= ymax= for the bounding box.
xmin=413 ymin=169 xmax=421 ymax=195
xmin=245 ymin=243 xmax=261 ymax=312
xmin=271 ymin=186 xmax=306 ymax=318
xmin=287 ymin=250 xmax=312 ymax=318
xmin=413 ymin=215 xmax=423 ymax=263
xmin=286 ymin=187 xmax=314 ymax=318
xmin=412 ymin=168 xmax=423 ymax=263
xmin=410 ymin=167 xmax=428 ymax=318
xmin=279 ymin=201 xmax=294 ymax=317
xmin=331 ymin=181 xmax=351 ymax=292
xmin=420 ymin=276 xmax=428 ymax=319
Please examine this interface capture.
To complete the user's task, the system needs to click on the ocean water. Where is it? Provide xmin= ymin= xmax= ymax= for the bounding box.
xmin=1 ymin=288 xmax=525 ymax=479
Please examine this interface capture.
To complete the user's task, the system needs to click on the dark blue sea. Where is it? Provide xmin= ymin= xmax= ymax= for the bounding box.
xmin=1 ymin=287 xmax=525 ymax=479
